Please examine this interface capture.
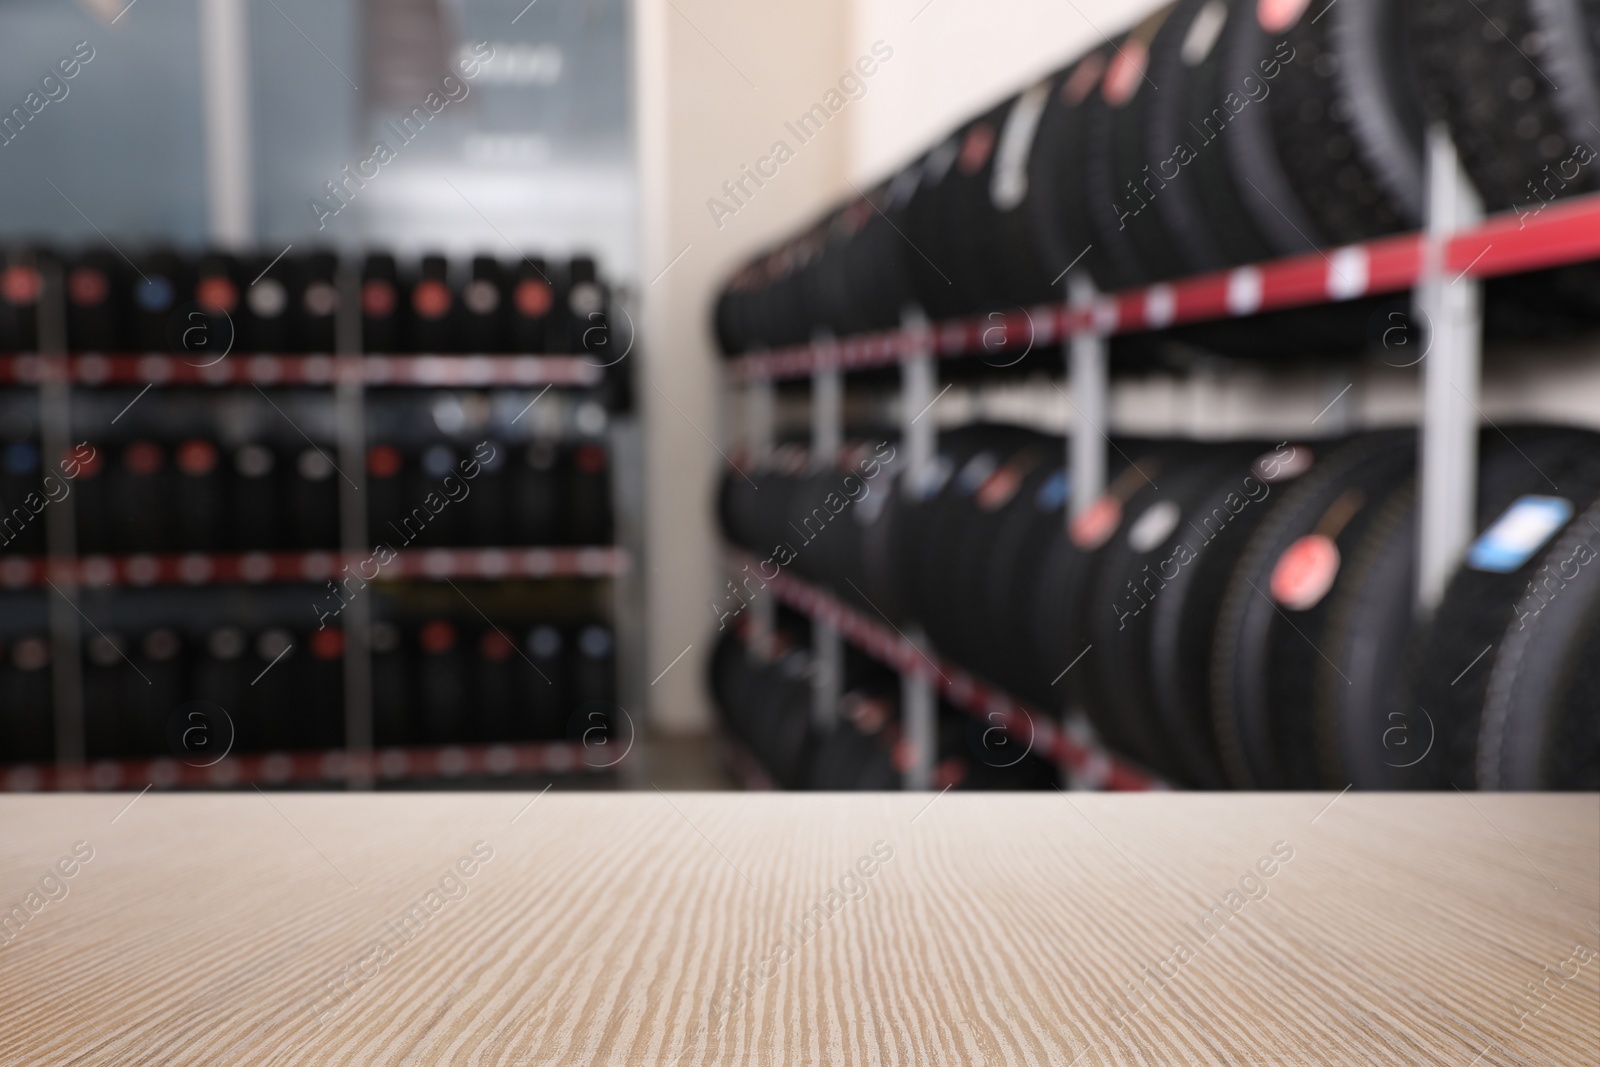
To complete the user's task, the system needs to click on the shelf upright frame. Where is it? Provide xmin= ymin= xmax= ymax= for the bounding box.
xmin=1416 ymin=125 xmax=1485 ymax=613
xmin=743 ymin=355 xmax=777 ymax=660
xmin=334 ymin=260 xmax=373 ymax=789
xmin=810 ymin=330 xmax=842 ymax=732
xmin=608 ymin=283 xmax=649 ymax=787
xmin=38 ymin=261 xmax=85 ymax=775
xmin=1068 ymin=273 xmax=1109 ymax=518
xmin=1063 ymin=275 xmax=1111 ymax=790
xmin=900 ymin=307 xmax=937 ymax=792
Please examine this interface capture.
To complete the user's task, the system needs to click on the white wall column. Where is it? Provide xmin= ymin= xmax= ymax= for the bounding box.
xmin=199 ymin=0 xmax=255 ymax=247
xmin=634 ymin=0 xmax=854 ymax=733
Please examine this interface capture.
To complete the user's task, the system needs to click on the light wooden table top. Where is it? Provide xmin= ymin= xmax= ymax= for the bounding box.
xmin=1 ymin=792 xmax=1595 ymax=1066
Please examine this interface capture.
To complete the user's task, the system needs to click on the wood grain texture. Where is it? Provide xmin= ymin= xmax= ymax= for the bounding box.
xmin=0 ymin=792 xmax=1595 ymax=1065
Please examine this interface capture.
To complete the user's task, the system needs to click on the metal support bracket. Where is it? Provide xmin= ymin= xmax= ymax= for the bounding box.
xmin=1069 ymin=274 xmax=1109 ymax=518
xmin=899 ymin=307 xmax=937 ymax=791
xmin=1416 ymin=125 xmax=1484 ymax=613
xmin=38 ymin=262 xmax=84 ymax=773
xmin=743 ymin=372 xmax=777 ymax=659
xmin=810 ymin=331 xmax=842 ymax=732
xmin=335 ymin=261 xmax=373 ymax=789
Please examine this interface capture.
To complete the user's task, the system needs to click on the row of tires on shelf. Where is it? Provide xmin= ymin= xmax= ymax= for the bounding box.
xmin=709 ymin=615 xmax=1058 ymax=791
xmin=0 ymin=436 xmax=612 ymax=555
xmin=719 ymin=424 xmax=1600 ymax=790
xmin=0 ymin=619 xmax=618 ymax=766
xmin=0 ymin=246 xmax=610 ymax=356
xmin=715 ymin=0 xmax=1600 ymax=354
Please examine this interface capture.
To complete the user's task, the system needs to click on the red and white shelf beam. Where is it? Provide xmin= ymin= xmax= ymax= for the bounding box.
xmin=0 ymin=352 xmax=603 ymax=388
xmin=1 ymin=739 xmax=624 ymax=793
xmin=730 ymin=193 xmax=1600 ymax=382
xmin=729 ymin=552 xmax=1164 ymax=791
xmin=0 ymin=546 xmax=630 ymax=590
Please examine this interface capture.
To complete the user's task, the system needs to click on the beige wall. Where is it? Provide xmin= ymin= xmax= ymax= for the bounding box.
xmin=636 ymin=0 xmax=856 ymax=732
xmin=634 ymin=0 xmax=1166 ymax=732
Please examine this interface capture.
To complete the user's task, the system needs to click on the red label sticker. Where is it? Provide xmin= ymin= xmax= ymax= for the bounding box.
xmin=2 ymin=265 xmax=42 ymax=305
xmin=176 ymin=439 xmax=218 ymax=476
xmin=412 ymin=279 xmax=452 ymax=319
xmin=480 ymin=631 xmax=515 ymax=662
xmin=67 ymin=445 xmax=102 ymax=477
xmin=122 ymin=440 xmax=164 ymax=476
xmin=976 ymin=466 xmax=1024 ymax=511
xmin=196 ymin=276 xmax=238 ymax=314
xmin=1270 ymin=533 xmax=1341 ymax=610
xmin=362 ymin=280 xmax=396 ymax=318
xmin=515 ymin=278 xmax=553 ymax=317
xmin=366 ymin=444 xmax=402 ymax=478
xmin=311 ymin=627 xmax=346 ymax=660
xmin=1257 ymin=0 xmax=1311 ymax=34
xmin=420 ymin=620 xmax=457 ymax=653
xmin=68 ymin=268 xmax=109 ymax=307
xmin=959 ymin=123 xmax=996 ymax=174
xmin=934 ymin=757 xmax=968 ymax=790
xmin=1102 ymin=40 xmax=1150 ymax=107
xmin=1070 ymin=496 xmax=1123 ymax=549
xmin=1064 ymin=53 xmax=1107 ymax=106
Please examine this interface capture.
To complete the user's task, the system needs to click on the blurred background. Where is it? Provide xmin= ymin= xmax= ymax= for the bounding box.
xmin=1 ymin=0 xmax=1597 ymax=794
xmin=0 ymin=0 xmax=634 ymax=261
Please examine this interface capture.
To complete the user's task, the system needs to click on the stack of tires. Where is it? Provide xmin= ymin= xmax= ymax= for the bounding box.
xmin=708 ymin=619 xmax=820 ymax=789
xmin=714 ymin=0 xmax=1600 ymax=355
xmin=708 ymin=618 xmax=1057 ymax=790
xmin=719 ymin=427 xmax=1600 ymax=790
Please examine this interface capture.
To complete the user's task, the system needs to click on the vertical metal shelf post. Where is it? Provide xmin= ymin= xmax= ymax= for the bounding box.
xmin=1064 ymin=273 xmax=1110 ymax=789
xmin=609 ymin=285 xmax=647 ymax=787
xmin=39 ymin=262 xmax=84 ymax=774
xmin=810 ymin=331 xmax=842 ymax=733
xmin=335 ymin=261 xmax=373 ymax=788
xmin=1416 ymin=125 xmax=1484 ymax=613
xmin=1068 ymin=273 xmax=1109 ymax=517
xmin=744 ymin=366 xmax=776 ymax=659
xmin=900 ymin=308 xmax=936 ymax=792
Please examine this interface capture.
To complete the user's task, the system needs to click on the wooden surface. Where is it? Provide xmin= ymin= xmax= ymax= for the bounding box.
xmin=1 ymin=792 xmax=1596 ymax=1066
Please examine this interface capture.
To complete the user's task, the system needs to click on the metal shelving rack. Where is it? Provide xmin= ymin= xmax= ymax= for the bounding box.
xmin=724 ymin=147 xmax=1600 ymax=792
xmin=1 ymin=265 xmax=638 ymax=791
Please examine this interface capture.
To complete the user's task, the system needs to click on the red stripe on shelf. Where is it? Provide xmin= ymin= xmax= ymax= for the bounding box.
xmin=725 ymin=194 xmax=1600 ymax=380
xmin=0 ymin=354 xmax=603 ymax=387
xmin=1165 ymin=272 xmax=1234 ymax=327
xmin=1260 ymin=252 xmax=1334 ymax=312
xmin=1056 ymin=304 xmax=1090 ymax=336
xmin=1449 ymin=193 xmax=1600 ymax=279
xmin=1364 ymin=233 xmax=1425 ymax=294
xmin=1102 ymin=292 xmax=1135 ymax=332
xmin=1 ymin=739 xmax=623 ymax=792
xmin=0 ymin=548 xmax=628 ymax=589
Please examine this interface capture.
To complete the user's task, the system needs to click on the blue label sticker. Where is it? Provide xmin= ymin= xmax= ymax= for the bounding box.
xmin=1467 ymin=496 xmax=1573 ymax=573
xmin=137 ymin=276 xmax=174 ymax=312
xmin=956 ymin=453 xmax=999 ymax=496
xmin=1035 ymin=469 xmax=1069 ymax=511
xmin=911 ymin=455 xmax=954 ymax=500
xmin=3 ymin=441 xmax=39 ymax=475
